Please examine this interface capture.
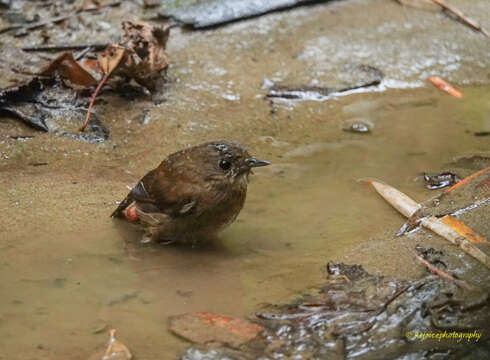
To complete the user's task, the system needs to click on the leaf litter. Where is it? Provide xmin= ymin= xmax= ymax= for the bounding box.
xmin=0 ymin=20 xmax=170 ymax=140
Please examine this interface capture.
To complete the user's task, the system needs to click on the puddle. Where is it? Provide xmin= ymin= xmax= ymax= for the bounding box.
xmin=0 ymin=1 xmax=489 ymax=358
xmin=1 ymin=85 xmax=489 ymax=359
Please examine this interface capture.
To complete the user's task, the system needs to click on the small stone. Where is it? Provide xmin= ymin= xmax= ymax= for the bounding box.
xmin=341 ymin=118 xmax=373 ymax=133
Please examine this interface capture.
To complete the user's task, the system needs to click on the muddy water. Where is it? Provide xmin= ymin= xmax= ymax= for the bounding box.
xmin=1 ymin=86 xmax=488 ymax=359
xmin=1 ymin=0 xmax=490 ymax=358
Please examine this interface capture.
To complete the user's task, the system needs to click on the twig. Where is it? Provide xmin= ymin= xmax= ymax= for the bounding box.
xmin=79 ymin=73 xmax=110 ymax=132
xmin=74 ymin=47 xmax=94 ymax=61
xmin=0 ymin=13 xmax=75 ymax=34
xmin=444 ymin=167 xmax=489 ymax=193
xmin=0 ymin=2 xmax=121 ymax=35
xmin=22 ymin=43 xmax=109 ymax=52
xmin=368 ymin=180 xmax=490 ymax=269
xmin=430 ymin=0 xmax=490 ymax=37
xmin=415 ymin=255 xmax=455 ymax=280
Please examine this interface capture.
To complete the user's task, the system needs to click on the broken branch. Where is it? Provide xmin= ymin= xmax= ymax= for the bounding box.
xmin=415 ymin=255 xmax=455 ymax=280
xmin=430 ymin=0 xmax=490 ymax=37
xmin=79 ymin=46 xmax=126 ymax=132
xmin=366 ymin=179 xmax=490 ymax=269
xmin=22 ymin=43 xmax=109 ymax=52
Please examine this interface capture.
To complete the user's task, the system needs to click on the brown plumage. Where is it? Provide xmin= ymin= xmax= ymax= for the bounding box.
xmin=112 ymin=141 xmax=269 ymax=244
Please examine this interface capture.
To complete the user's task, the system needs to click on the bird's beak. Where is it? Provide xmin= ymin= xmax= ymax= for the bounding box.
xmin=247 ymin=157 xmax=270 ymax=168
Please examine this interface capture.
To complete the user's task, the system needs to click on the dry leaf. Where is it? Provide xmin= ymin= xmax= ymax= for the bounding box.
xmin=364 ymin=179 xmax=420 ymax=217
xmin=441 ymin=216 xmax=487 ymax=244
xmin=428 ymin=76 xmax=463 ymax=98
xmin=98 ymin=46 xmax=127 ymax=76
xmin=41 ymin=52 xmax=97 ymax=87
xmin=366 ymin=179 xmax=490 ymax=268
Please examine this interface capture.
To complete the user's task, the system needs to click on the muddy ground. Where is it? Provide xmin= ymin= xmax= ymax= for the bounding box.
xmin=0 ymin=0 xmax=489 ymax=359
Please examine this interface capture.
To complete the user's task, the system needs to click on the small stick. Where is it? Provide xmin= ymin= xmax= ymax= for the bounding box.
xmin=79 ymin=46 xmax=126 ymax=132
xmin=415 ymin=255 xmax=455 ymax=280
xmin=22 ymin=43 xmax=109 ymax=52
xmin=79 ymin=72 xmax=110 ymax=132
xmin=444 ymin=167 xmax=489 ymax=193
xmin=0 ymin=2 xmax=121 ymax=35
xmin=0 ymin=13 xmax=75 ymax=34
xmin=430 ymin=0 xmax=490 ymax=37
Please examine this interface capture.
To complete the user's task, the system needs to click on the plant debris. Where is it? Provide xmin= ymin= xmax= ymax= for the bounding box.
xmin=424 ymin=171 xmax=461 ymax=190
xmin=0 ymin=76 xmax=108 ymax=141
xmin=266 ymin=64 xmax=383 ymax=101
xmin=429 ymin=0 xmax=490 ymax=38
xmin=180 ymin=262 xmax=489 ymax=360
xmin=428 ymin=76 xmax=463 ymax=98
xmin=0 ymin=20 xmax=170 ymax=137
xmin=0 ymin=1 xmax=121 ymax=37
xmin=81 ymin=21 xmax=170 ymax=131
xmin=366 ymin=179 xmax=489 ymax=268
xmin=41 ymin=52 xmax=98 ymax=88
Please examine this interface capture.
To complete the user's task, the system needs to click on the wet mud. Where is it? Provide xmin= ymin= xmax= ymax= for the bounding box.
xmin=181 ymin=262 xmax=489 ymax=359
xmin=0 ymin=0 xmax=489 ymax=359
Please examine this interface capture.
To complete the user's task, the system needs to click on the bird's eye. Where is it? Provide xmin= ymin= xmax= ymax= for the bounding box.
xmin=219 ymin=159 xmax=232 ymax=171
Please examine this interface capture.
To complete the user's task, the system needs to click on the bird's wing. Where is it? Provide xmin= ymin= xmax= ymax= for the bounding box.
xmin=110 ymin=170 xmax=159 ymax=218
xmin=144 ymin=166 xmax=202 ymax=217
xmin=112 ymin=168 xmax=202 ymax=219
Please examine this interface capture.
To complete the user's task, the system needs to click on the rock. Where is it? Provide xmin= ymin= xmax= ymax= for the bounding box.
xmin=169 ymin=312 xmax=263 ymax=347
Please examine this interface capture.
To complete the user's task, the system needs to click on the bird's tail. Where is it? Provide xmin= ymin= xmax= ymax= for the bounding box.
xmin=110 ymin=194 xmax=133 ymax=218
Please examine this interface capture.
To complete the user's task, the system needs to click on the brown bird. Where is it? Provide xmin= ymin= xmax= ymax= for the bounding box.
xmin=111 ymin=141 xmax=270 ymax=244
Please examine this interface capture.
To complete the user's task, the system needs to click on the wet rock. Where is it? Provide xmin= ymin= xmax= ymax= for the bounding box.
xmin=160 ymin=0 xmax=333 ymax=29
xmin=170 ymin=312 xmax=263 ymax=347
xmin=181 ymin=347 xmax=254 ymax=360
xmin=180 ymin=262 xmax=489 ymax=359
xmin=341 ymin=118 xmax=373 ymax=133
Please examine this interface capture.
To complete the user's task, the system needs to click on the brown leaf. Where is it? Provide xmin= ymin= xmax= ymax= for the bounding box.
xmin=41 ymin=52 xmax=97 ymax=87
xmin=170 ymin=312 xmax=263 ymax=347
xmin=98 ymin=45 xmax=127 ymax=76
xmin=115 ymin=21 xmax=170 ymax=89
xmin=441 ymin=216 xmax=487 ymax=244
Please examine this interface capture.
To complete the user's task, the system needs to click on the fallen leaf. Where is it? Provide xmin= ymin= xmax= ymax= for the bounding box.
xmin=364 ymin=179 xmax=420 ymax=217
xmin=98 ymin=45 xmax=126 ymax=75
xmin=169 ymin=312 xmax=263 ymax=347
xmin=41 ymin=52 xmax=97 ymax=87
xmin=428 ymin=76 xmax=463 ymax=98
xmin=366 ymin=179 xmax=490 ymax=268
xmin=441 ymin=216 xmax=487 ymax=244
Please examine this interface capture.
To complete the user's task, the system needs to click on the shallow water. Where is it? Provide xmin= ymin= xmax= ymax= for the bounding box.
xmin=1 ymin=0 xmax=490 ymax=358
xmin=1 ymin=85 xmax=489 ymax=359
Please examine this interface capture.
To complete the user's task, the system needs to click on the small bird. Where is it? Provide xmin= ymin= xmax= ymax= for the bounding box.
xmin=111 ymin=141 xmax=270 ymax=244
